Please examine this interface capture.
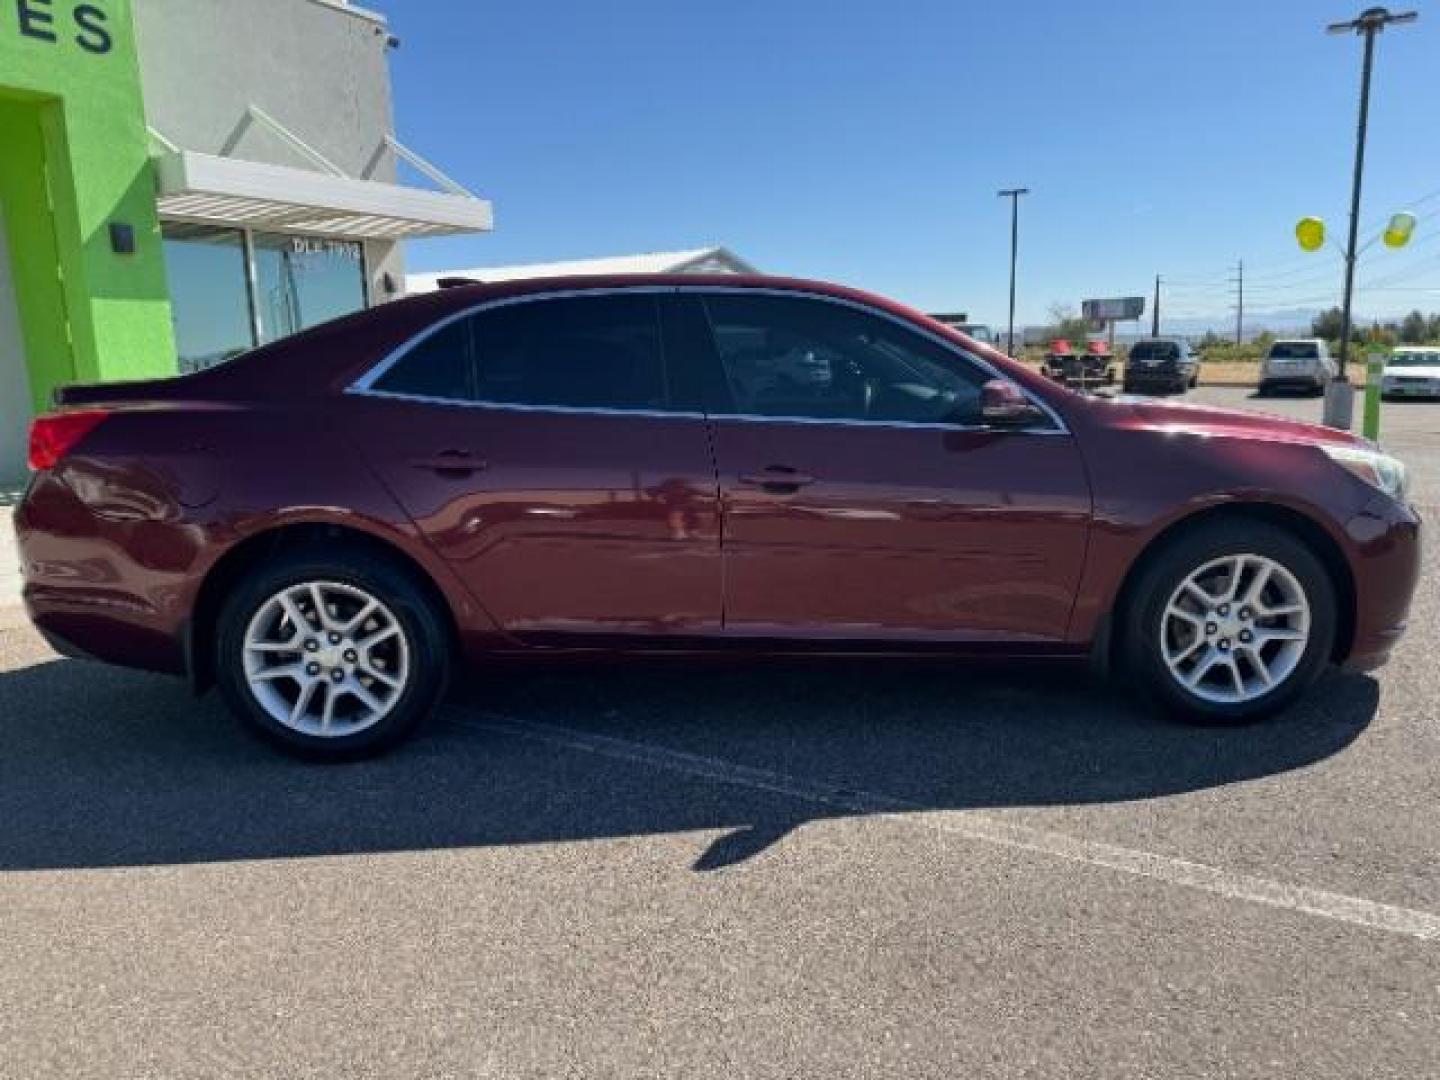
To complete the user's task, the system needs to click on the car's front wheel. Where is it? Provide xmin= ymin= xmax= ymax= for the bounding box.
xmin=215 ymin=547 xmax=451 ymax=760
xmin=1122 ymin=521 xmax=1336 ymax=723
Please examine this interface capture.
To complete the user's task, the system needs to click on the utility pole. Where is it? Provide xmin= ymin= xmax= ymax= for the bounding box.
xmin=1151 ymin=274 xmax=1161 ymax=337
xmin=1230 ymin=260 xmax=1244 ymax=344
xmin=1324 ymin=6 xmax=1418 ymax=427
xmin=997 ymin=187 xmax=1029 ymax=356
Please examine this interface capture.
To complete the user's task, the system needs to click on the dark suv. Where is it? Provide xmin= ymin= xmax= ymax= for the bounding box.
xmin=1123 ymin=338 xmax=1200 ymax=395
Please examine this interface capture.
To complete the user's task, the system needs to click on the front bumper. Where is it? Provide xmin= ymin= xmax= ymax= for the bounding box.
xmin=1341 ymin=494 xmax=1423 ymax=672
xmin=1381 ymin=378 xmax=1440 ymax=398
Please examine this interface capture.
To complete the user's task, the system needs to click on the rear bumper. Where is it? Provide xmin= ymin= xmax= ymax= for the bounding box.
xmin=1341 ymin=495 xmax=1422 ymax=672
xmin=1124 ymin=368 xmax=1189 ymax=386
xmin=14 ymin=473 xmax=199 ymax=677
xmin=1259 ymin=373 xmax=1325 ymax=391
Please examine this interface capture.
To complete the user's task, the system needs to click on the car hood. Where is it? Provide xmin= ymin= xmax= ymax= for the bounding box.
xmin=1383 ymin=365 xmax=1440 ymax=379
xmin=1093 ymin=395 xmax=1367 ymax=449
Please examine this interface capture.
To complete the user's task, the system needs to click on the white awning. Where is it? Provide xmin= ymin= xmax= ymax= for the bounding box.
xmin=154 ymin=150 xmax=493 ymax=240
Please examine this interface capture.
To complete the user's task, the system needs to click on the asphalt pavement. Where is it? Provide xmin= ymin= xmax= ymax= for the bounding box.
xmin=0 ymin=388 xmax=1435 ymax=1078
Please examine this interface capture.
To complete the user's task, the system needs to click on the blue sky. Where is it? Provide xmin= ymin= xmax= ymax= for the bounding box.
xmin=386 ymin=0 xmax=1439 ymax=329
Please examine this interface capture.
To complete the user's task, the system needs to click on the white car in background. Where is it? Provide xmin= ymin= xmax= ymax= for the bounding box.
xmin=1257 ymin=339 xmax=1338 ymax=396
xmin=1381 ymin=347 xmax=1440 ymax=400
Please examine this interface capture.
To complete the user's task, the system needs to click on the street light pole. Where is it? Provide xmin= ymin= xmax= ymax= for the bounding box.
xmin=997 ymin=187 xmax=1029 ymax=356
xmin=1324 ymin=6 xmax=1418 ymax=427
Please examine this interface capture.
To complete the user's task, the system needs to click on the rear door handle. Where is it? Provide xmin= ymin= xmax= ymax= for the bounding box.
xmin=738 ymin=466 xmax=817 ymax=493
xmin=411 ymin=450 xmax=488 ymax=477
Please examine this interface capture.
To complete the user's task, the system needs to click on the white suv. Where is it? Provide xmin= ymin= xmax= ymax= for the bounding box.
xmin=1258 ymin=339 xmax=1337 ymax=396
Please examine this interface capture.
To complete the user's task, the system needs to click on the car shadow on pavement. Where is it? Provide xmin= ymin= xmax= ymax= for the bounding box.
xmin=0 ymin=657 xmax=1379 ymax=873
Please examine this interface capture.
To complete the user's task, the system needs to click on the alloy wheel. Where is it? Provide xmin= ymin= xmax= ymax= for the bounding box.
xmin=1160 ymin=554 xmax=1311 ymax=704
xmin=242 ymin=581 xmax=411 ymax=737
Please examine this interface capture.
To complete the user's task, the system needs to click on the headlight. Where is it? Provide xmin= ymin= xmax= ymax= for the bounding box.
xmin=1323 ymin=444 xmax=1409 ymax=500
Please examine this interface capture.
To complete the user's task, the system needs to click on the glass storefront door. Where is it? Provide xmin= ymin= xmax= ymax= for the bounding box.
xmin=252 ymin=233 xmax=367 ymax=346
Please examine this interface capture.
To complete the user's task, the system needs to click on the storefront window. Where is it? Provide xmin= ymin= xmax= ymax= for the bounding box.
xmin=252 ymin=233 xmax=367 ymax=345
xmin=162 ymin=225 xmax=254 ymax=373
xmin=162 ymin=224 xmax=370 ymax=370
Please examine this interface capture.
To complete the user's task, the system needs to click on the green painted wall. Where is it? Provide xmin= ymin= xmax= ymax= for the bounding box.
xmin=0 ymin=0 xmax=175 ymax=411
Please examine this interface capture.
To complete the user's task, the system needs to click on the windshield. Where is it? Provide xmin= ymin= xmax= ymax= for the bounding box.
xmin=1130 ymin=341 xmax=1179 ymax=361
xmin=1388 ymin=351 xmax=1440 ymax=368
xmin=1268 ymin=342 xmax=1319 ymax=360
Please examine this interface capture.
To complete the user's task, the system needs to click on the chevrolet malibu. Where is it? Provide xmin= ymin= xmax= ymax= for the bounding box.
xmin=14 ymin=275 xmax=1421 ymax=759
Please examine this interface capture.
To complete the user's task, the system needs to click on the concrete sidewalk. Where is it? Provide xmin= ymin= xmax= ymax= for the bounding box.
xmin=1 ymin=505 xmax=20 ymax=611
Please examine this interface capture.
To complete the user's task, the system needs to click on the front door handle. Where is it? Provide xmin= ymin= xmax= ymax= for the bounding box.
xmin=411 ymin=450 xmax=488 ymax=478
xmin=738 ymin=466 xmax=817 ymax=493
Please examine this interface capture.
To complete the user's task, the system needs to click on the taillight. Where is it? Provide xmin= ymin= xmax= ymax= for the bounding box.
xmin=28 ymin=410 xmax=110 ymax=471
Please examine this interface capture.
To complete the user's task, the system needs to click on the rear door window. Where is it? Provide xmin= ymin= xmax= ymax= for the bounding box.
xmin=474 ymin=295 xmax=669 ymax=412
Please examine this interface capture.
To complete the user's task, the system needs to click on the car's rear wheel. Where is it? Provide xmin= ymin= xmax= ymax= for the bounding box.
xmin=1121 ymin=521 xmax=1336 ymax=723
xmin=215 ymin=548 xmax=451 ymax=760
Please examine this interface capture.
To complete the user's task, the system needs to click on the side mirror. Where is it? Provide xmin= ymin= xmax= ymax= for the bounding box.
xmin=980 ymin=379 xmax=1045 ymax=427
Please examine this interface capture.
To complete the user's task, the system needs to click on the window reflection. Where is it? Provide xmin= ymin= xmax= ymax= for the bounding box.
xmin=161 ymin=224 xmax=253 ymax=373
xmin=253 ymin=233 xmax=366 ymax=345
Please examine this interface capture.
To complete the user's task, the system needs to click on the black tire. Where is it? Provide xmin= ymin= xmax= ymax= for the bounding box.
xmin=1120 ymin=520 xmax=1336 ymax=724
xmin=1189 ymin=373 xmax=1199 ymax=389
xmin=215 ymin=545 xmax=451 ymax=760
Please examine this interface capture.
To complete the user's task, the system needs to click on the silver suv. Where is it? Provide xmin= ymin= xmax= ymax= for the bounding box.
xmin=1259 ymin=339 xmax=1337 ymax=396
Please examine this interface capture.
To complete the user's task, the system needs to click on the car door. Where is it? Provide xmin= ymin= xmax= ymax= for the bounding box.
xmin=349 ymin=291 xmax=722 ymax=644
xmin=690 ymin=290 xmax=1093 ymax=643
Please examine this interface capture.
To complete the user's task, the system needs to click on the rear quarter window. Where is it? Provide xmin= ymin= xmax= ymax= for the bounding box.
xmin=371 ymin=318 xmax=475 ymax=401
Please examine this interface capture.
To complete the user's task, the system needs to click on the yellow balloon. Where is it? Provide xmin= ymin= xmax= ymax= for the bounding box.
xmin=1296 ymin=216 xmax=1326 ymax=252
xmin=1384 ymin=211 xmax=1416 ymax=249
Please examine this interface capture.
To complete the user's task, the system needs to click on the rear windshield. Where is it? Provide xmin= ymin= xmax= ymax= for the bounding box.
xmin=1389 ymin=351 xmax=1440 ymax=368
xmin=1268 ymin=342 xmax=1319 ymax=360
xmin=1129 ymin=341 xmax=1179 ymax=361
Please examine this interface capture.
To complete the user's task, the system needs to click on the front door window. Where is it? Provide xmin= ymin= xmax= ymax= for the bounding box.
xmin=701 ymin=293 xmax=989 ymax=426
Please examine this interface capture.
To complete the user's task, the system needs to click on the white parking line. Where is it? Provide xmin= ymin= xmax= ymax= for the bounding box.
xmin=462 ymin=713 xmax=1440 ymax=943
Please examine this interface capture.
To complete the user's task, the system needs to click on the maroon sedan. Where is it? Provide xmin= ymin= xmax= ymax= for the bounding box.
xmin=14 ymin=275 xmax=1421 ymax=759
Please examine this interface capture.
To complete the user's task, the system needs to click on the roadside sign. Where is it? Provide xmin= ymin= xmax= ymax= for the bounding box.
xmin=1081 ymin=297 xmax=1145 ymax=322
